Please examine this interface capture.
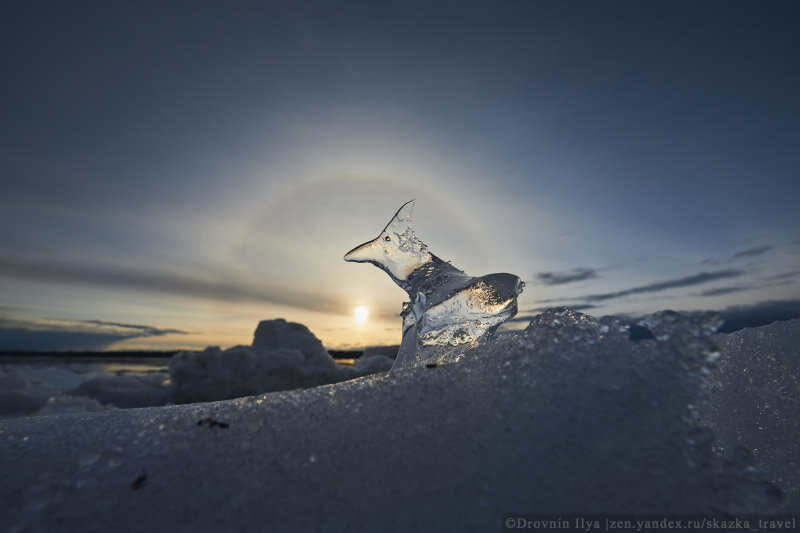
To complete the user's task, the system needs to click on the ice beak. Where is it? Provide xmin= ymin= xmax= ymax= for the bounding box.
xmin=344 ymin=238 xmax=381 ymax=263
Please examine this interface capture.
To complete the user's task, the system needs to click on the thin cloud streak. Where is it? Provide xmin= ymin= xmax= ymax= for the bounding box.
xmin=769 ymin=270 xmax=800 ymax=281
xmin=532 ymin=268 xmax=599 ymax=286
xmin=698 ymin=286 xmax=749 ymax=297
xmin=733 ymin=245 xmax=773 ymax=258
xmin=0 ymin=316 xmax=186 ymax=336
xmin=78 ymin=319 xmax=187 ymax=336
xmin=579 ymin=269 xmax=745 ymax=303
xmin=701 ymin=244 xmax=775 ymax=266
xmin=0 ymin=257 xmax=344 ymax=315
xmin=0 ymin=316 xmax=188 ymax=351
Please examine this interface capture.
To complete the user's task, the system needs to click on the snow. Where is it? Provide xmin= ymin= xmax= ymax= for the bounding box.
xmin=35 ymin=395 xmax=111 ymax=417
xmin=169 ymin=319 xmax=393 ymax=403
xmin=0 ymin=365 xmax=91 ymax=416
xmin=1 ymin=309 xmax=795 ymax=532
xmin=704 ymin=318 xmax=800 ymax=511
xmin=73 ymin=374 xmax=170 ymax=409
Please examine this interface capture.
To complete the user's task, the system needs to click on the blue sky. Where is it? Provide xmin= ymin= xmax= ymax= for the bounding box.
xmin=1 ymin=1 xmax=799 ymax=350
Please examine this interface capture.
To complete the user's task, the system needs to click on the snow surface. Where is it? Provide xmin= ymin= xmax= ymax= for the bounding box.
xmin=704 ymin=318 xmax=800 ymax=511
xmin=0 ymin=308 xmax=794 ymax=532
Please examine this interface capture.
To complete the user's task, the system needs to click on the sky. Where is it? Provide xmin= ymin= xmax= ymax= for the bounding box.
xmin=1 ymin=0 xmax=799 ymax=351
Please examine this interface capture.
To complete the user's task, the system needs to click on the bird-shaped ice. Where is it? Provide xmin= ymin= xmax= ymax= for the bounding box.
xmin=344 ymin=200 xmax=524 ymax=370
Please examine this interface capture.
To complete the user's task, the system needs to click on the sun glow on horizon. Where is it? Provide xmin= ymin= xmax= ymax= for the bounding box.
xmin=354 ymin=305 xmax=368 ymax=325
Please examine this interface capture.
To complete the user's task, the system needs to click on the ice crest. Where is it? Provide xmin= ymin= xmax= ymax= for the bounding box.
xmin=639 ymin=310 xmax=723 ymax=363
xmin=523 ymin=307 xmax=629 ymax=345
xmin=345 ymin=200 xmax=523 ymax=370
xmin=169 ymin=319 xmax=393 ymax=402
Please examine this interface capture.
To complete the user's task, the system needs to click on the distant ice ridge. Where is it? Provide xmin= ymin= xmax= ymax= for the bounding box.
xmin=344 ymin=200 xmax=523 ymax=370
xmin=0 ymin=320 xmax=393 ymax=417
xmin=169 ymin=319 xmax=394 ymax=403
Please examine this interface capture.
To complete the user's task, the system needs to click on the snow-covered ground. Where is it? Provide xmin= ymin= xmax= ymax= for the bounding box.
xmin=702 ymin=318 xmax=800 ymax=513
xmin=0 ymin=310 xmax=797 ymax=532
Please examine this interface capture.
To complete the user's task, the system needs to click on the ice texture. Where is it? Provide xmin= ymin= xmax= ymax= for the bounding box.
xmin=344 ymin=200 xmax=523 ymax=370
xmin=0 ymin=309 xmax=789 ymax=533
xmin=703 ymin=318 xmax=800 ymax=512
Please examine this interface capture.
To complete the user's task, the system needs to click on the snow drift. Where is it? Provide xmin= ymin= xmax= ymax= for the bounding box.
xmin=168 ymin=319 xmax=394 ymax=403
xmin=1 ymin=309 xmax=797 ymax=531
xmin=0 ymin=365 xmax=90 ymax=415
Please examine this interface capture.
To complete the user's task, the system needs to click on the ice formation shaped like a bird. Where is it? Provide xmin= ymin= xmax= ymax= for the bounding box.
xmin=344 ymin=200 xmax=524 ymax=370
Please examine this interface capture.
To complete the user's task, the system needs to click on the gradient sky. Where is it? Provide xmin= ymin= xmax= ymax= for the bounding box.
xmin=2 ymin=1 xmax=799 ymax=351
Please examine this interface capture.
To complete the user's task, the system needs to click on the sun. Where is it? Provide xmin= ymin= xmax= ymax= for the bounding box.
xmin=354 ymin=306 xmax=368 ymax=325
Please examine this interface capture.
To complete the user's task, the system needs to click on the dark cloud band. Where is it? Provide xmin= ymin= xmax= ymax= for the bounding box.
xmin=532 ymin=268 xmax=599 ymax=286
xmin=580 ymin=269 xmax=744 ymax=303
xmin=0 ymin=257 xmax=344 ymax=315
xmin=698 ymin=286 xmax=749 ymax=297
xmin=733 ymin=245 xmax=773 ymax=258
xmin=0 ymin=317 xmax=188 ymax=351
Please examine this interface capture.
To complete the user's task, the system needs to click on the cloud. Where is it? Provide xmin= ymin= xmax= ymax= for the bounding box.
xmin=769 ymin=269 xmax=800 ymax=281
xmin=732 ymin=245 xmax=773 ymax=258
xmin=0 ymin=257 xmax=344 ymax=315
xmin=697 ymin=286 xmax=749 ymax=297
xmin=78 ymin=319 xmax=185 ymax=335
xmin=578 ymin=269 xmax=744 ymax=303
xmin=532 ymin=298 xmax=564 ymax=304
xmin=701 ymin=244 xmax=774 ymax=266
xmin=0 ymin=317 xmax=187 ymax=351
xmin=694 ymin=269 xmax=800 ymax=297
xmin=532 ymin=268 xmax=599 ymax=285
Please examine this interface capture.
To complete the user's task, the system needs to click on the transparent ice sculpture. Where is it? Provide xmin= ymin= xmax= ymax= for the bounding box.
xmin=344 ymin=200 xmax=524 ymax=370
